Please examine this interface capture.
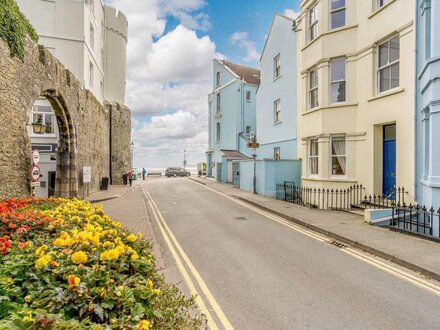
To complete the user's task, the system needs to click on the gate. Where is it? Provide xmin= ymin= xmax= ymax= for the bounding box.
xmin=216 ymin=163 xmax=222 ymax=182
xmin=232 ymin=162 xmax=240 ymax=188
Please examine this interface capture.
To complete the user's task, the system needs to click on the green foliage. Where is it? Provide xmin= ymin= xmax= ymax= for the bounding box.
xmin=0 ymin=0 xmax=39 ymax=59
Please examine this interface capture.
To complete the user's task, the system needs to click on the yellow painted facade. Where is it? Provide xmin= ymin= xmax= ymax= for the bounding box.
xmin=296 ymin=0 xmax=415 ymax=201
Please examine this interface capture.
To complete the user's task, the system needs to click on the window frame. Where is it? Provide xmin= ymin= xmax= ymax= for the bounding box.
xmin=246 ymin=91 xmax=251 ymax=102
xmin=274 ymin=99 xmax=281 ymax=124
xmin=308 ymin=4 xmax=319 ymax=42
xmin=330 ymin=57 xmax=346 ymax=103
xmin=90 ymin=23 xmax=94 ymax=50
xmin=216 ymin=93 xmax=221 ymax=113
xmin=274 ymin=54 xmax=281 ymax=79
xmin=216 ymin=71 xmax=221 ymax=87
xmin=216 ymin=122 xmax=221 ymax=142
xmin=30 ymin=105 xmax=56 ymax=137
xmin=274 ymin=147 xmax=281 ymax=161
xmin=376 ymin=35 xmax=400 ymax=94
xmin=329 ymin=135 xmax=347 ymax=177
xmin=330 ymin=0 xmax=346 ymax=30
xmin=308 ymin=138 xmax=319 ymax=176
xmin=376 ymin=0 xmax=391 ymax=9
xmin=308 ymin=67 xmax=319 ymax=110
xmin=89 ymin=61 xmax=94 ymax=89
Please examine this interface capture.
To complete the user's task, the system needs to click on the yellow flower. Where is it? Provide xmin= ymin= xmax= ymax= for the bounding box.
xmin=99 ymin=249 xmax=120 ymax=262
xmin=102 ymin=241 xmax=113 ymax=248
xmin=71 ymin=251 xmax=88 ymax=265
xmin=35 ymin=254 xmax=52 ymax=269
xmin=68 ymin=275 xmax=81 ymax=288
xmin=127 ymin=234 xmax=137 ymax=243
xmin=34 ymin=245 xmax=48 ymax=257
xmin=6 ymin=277 xmax=13 ymax=284
xmin=137 ymin=232 xmax=143 ymax=239
xmin=147 ymin=279 xmax=153 ymax=289
xmin=131 ymin=251 xmax=139 ymax=260
xmin=24 ymin=295 xmax=32 ymax=303
xmin=154 ymin=289 xmax=161 ymax=296
xmin=138 ymin=320 xmax=151 ymax=330
xmin=115 ymin=244 xmax=125 ymax=254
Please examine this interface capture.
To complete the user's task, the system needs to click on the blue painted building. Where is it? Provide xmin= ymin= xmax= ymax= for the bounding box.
xmin=416 ymin=0 xmax=440 ymax=211
xmin=236 ymin=14 xmax=301 ymax=197
xmin=206 ymin=59 xmax=259 ymax=182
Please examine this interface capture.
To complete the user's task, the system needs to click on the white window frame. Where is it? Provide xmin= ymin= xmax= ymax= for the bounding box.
xmin=216 ymin=93 xmax=221 ymax=113
xmin=274 ymin=99 xmax=281 ymax=124
xmin=30 ymin=105 xmax=56 ymax=137
xmin=89 ymin=61 xmax=94 ymax=89
xmin=90 ymin=23 xmax=94 ymax=50
xmin=246 ymin=91 xmax=251 ymax=102
xmin=216 ymin=71 xmax=221 ymax=87
xmin=274 ymin=54 xmax=281 ymax=79
xmin=274 ymin=147 xmax=281 ymax=161
xmin=330 ymin=58 xmax=346 ymax=103
xmin=330 ymin=0 xmax=346 ymax=30
xmin=308 ymin=4 xmax=319 ymax=42
xmin=376 ymin=0 xmax=391 ymax=9
xmin=308 ymin=139 xmax=319 ymax=176
xmin=376 ymin=35 xmax=400 ymax=94
xmin=330 ymin=135 xmax=347 ymax=177
xmin=308 ymin=67 xmax=319 ymax=110
xmin=216 ymin=122 xmax=221 ymax=142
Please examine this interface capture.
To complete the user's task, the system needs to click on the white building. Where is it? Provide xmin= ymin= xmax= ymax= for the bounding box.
xmin=17 ymin=0 xmax=128 ymax=197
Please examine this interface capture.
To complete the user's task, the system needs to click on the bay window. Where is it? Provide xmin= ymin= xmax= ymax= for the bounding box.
xmin=309 ymin=139 xmax=319 ymax=176
xmin=330 ymin=0 xmax=345 ymax=29
xmin=330 ymin=58 xmax=346 ymax=103
xmin=331 ymin=136 xmax=347 ymax=176
xmin=309 ymin=67 xmax=319 ymax=109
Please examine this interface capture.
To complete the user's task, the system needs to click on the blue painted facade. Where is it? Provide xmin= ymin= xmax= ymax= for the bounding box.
xmin=206 ymin=59 xmax=259 ymax=182
xmin=416 ymin=0 xmax=440 ymax=215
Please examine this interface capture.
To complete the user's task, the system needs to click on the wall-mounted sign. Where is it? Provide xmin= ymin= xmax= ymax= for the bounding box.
xmin=83 ymin=166 xmax=92 ymax=183
xmin=32 ymin=150 xmax=40 ymax=165
xmin=247 ymin=142 xmax=260 ymax=149
xmin=31 ymin=166 xmax=41 ymax=181
xmin=31 ymin=181 xmax=41 ymax=187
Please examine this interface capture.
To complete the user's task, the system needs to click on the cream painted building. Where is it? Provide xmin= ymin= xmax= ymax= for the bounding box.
xmin=295 ymin=0 xmax=415 ymax=202
xmin=16 ymin=0 xmax=127 ymax=105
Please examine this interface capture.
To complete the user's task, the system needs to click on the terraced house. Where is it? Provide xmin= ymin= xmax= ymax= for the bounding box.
xmin=206 ymin=60 xmax=260 ymax=182
xmin=296 ymin=0 xmax=415 ymax=202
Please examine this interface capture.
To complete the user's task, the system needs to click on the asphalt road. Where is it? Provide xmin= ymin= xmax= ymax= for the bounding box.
xmin=143 ymin=177 xmax=440 ymax=330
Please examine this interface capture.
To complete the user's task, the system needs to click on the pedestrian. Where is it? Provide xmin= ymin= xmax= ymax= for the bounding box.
xmin=122 ymin=172 xmax=128 ymax=186
xmin=128 ymin=171 xmax=133 ymax=186
xmin=142 ymin=168 xmax=147 ymax=180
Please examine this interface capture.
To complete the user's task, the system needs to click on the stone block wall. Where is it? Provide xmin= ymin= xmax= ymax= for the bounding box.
xmin=0 ymin=37 xmax=131 ymax=198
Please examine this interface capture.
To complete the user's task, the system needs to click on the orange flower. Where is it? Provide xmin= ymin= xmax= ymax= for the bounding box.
xmin=19 ymin=242 xmax=26 ymax=249
xmin=8 ymin=223 xmax=16 ymax=229
xmin=68 ymin=275 xmax=81 ymax=289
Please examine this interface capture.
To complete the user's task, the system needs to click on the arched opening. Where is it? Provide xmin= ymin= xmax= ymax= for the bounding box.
xmin=27 ymin=90 xmax=78 ymax=198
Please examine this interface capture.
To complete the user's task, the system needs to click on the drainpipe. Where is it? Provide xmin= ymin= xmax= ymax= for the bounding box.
xmin=238 ymin=80 xmax=245 ymax=152
xmin=414 ymin=0 xmax=419 ymax=203
xmin=109 ymin=103 xmax=113 ymax=185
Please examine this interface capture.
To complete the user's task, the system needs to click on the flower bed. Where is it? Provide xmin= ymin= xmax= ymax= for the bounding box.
xmin=0 ymin=198 xmax=202 ymax=329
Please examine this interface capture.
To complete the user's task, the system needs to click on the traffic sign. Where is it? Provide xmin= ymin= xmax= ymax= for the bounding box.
xmin=31 ymin=166 xmax=40 ymax=181
xmin=32 ymin=150 xmax=40 ymax=165
xmin=31 ymin=181 xmax=41 ymax=187
xmin=247 ymin=142 xmax=260 ymax=149
xmin=83 ymin=166 xmax=92 ymax=183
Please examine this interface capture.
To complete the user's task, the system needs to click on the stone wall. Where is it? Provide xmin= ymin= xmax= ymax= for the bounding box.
xmin=0 ymin=37 xmax=131 ymax=198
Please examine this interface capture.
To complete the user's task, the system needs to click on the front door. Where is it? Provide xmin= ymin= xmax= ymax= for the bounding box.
xmin=232 ymin=162 xmax=240 ymax=188
xmin=383 ymin=124 xmax=396 ymax=197
xmin=48 ymin=171 xmax=56 ymax=197
xmin=216 ymin=163 xmax=222 ymax=183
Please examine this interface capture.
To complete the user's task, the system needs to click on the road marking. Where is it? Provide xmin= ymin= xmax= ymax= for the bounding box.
xmin=190 ymin=180 xmax=440 ymax=298
xmin=142 ymin=186 xmax=234 ymax=330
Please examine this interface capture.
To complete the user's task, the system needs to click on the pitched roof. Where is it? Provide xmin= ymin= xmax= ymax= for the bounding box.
xmin=220 ymin=60 xmax=260 ymax=85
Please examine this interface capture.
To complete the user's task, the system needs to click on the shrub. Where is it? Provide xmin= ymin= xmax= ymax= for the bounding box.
xmin=0 ymin=0 xmax=39 ymax=59
xmin=0 ymin=198 xmax=203 ymax=329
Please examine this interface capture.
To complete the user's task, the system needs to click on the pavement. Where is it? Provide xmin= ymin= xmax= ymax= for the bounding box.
xmin=85 ymin=180 xmax=144 ymax=203
xmin=190 ymin=176 xmax=440 ymax=282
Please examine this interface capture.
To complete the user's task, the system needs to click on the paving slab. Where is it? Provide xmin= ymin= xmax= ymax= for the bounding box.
xmin=190 ymin=177 xmax=440 ymax=281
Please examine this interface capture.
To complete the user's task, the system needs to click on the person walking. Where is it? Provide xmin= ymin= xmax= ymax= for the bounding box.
xmin=122 ymin=172 xmax=127 ymax=186
xmin=128 ymin=171 xmax=133 ymax=187
xmin=142 ymin=168 xmax=147 ymax=180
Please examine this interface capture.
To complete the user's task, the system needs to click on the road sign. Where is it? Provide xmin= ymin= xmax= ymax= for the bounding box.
xmin=31 ymin=166 xmax=40 ymax=181
xmin=247 ymin=142 xmax=260 ymax=149
xmin=31 ymin=181 xmax=41 ymax=187
xmin=83 ymin=166 xmax=92 ymax=183
xmin=32 ymin=150 xmax=40 ymax=165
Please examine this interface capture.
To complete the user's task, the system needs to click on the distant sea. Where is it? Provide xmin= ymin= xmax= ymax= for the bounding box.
xmin=136 ymin=166 xmax=198 ymax=175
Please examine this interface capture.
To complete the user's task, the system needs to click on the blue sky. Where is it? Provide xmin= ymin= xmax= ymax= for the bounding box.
xmin=107 ymin=0 xmax=300 ymax=169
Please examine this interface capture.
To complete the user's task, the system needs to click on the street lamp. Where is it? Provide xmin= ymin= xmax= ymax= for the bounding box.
xmin=183 ymin=149 xmax=187 ymax=170
xmin=31 ymin=116 xmax=47 ymax=134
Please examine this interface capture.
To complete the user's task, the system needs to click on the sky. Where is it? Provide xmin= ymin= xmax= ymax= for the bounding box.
xmin=104 ymin=0 xmax=301 ymax=169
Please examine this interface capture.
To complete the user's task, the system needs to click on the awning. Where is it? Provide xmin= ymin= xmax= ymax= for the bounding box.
xmin=221 ymin=150 xmax=251 ymax=160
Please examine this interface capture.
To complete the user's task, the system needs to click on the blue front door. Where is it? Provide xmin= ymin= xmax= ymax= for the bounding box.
xmin=383 ymin=125 xmax=396 ymax=197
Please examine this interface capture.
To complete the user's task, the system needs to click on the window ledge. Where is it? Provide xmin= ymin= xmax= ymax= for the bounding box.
xmin=273 ymin=121 xmax=282 ymax=126
xmin=273 ymin=75 xmax=282 ymax=82
xmin=302 ymin=177 xmax=358 ymax=183
xmin=368 ymin=0 xmax=397 ymax=20
xmin=368 ymin=87 xmax=405 ymax=102
xmin=301 ymin=24 xmax=359 ymax=52
xmin=302 ymin=102 xmax=358 ymax=115
xmin=214 ymin=112 xmax=222 ymax=118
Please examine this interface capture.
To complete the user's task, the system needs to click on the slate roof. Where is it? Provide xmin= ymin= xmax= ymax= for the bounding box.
xmin=221 ymin=60 xmax=260 ymax=85
xmin=221 ymin=150 xmax=251 ymax=160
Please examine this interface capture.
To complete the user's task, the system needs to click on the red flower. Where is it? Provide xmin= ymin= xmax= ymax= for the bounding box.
xmin=8 ymin=223 xmax=16 ymax=230
xmin=0 ymin=237 xmax=12 ymax=255
xmin=19 ymin=242 xmax=26 ymax=249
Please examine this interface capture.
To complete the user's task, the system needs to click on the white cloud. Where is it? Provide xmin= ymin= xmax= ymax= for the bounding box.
xmin=229 ymin=31 xmax=260 ymax=63
xmin=283 ymin=9 xmax=300 ymax=19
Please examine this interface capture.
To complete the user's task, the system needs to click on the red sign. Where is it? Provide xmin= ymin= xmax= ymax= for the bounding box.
xmin=31 ymin=166 xmax=40 ymax=181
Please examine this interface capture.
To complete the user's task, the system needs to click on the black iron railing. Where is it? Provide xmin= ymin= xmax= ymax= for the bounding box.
xmin=276 ymin=181 xmax=365 ymax=211
xmin=361 ymin=187 xmax=407 ymax=209
xmin=391 ymin=204 xmax=440 ymax=238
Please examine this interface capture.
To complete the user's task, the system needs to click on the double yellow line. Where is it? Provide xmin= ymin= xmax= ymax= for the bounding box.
xmin=190 ymin=181 xmax=440 ymax=298
xmin=142 ymin=186 xmax=234 ymax=330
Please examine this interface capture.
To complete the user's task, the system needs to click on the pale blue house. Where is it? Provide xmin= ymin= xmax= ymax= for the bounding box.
xmin=416 ymin=0 xmax=440 ymax=210
xmin=206 ymin=59 xmax=259 ymax=182
xmin=236 ymin=14 xmax=301 ymax=197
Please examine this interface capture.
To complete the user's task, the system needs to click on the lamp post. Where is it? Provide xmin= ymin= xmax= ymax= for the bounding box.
xmin=252 ymin=148 xmax=257 ymax=194
xmin=183 ymin=149 xmax=187 ymax=170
